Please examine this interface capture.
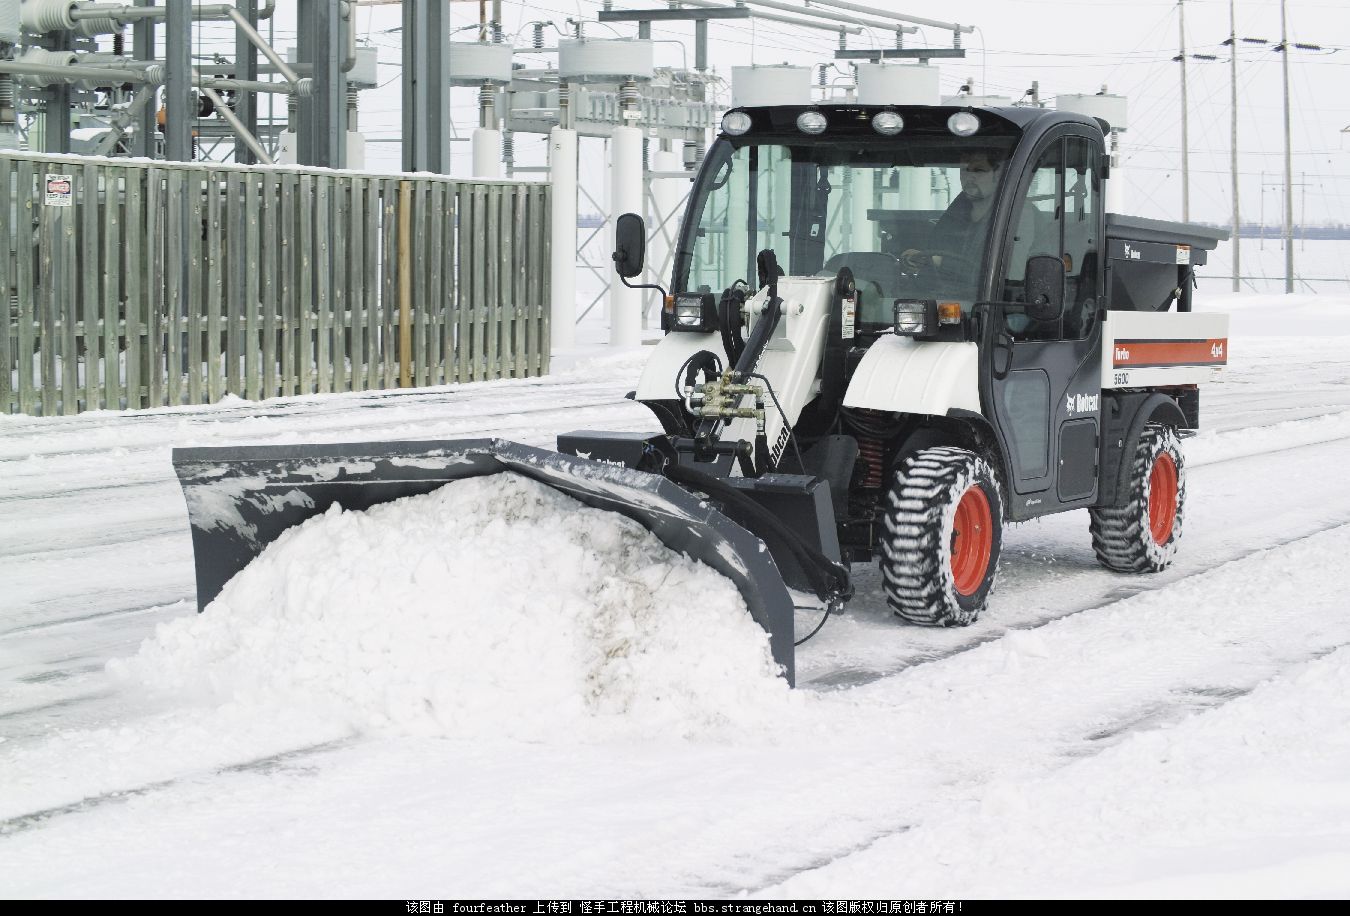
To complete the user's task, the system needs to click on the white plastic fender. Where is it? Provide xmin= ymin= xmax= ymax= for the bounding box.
xmin=842 ymin=335 xmax=983 ymax=416
xmin=634 ymin=331 xmax=728 ymax=402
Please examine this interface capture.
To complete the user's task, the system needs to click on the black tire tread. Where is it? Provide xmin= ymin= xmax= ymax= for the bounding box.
xmin=880 ymin=447 xmax=1002 ymax=627
xmin=1089 ymin=424 xmax=1185 ymax=573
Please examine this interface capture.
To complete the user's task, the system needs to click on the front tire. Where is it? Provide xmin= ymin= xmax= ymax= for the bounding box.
xmin=881 ymin=447 xmax=1004 ymax=626
xmin=1089 ymin=423 xmax=1186 ymax=572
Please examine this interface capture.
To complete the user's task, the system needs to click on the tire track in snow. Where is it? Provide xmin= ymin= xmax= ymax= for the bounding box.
xmin=804 ymin=515 xmax=1350 ymax=691
xmin=0 ymin=394 xmax=641 ymax=477
xmin=0 ymin=739 xmax=354 ymax=839
xmin=714 ymin=524 xmax=1350 ymax=897
xmin=737 ymin=641 xmax=1350 ymax=898
xmin=0 ymin=372 xmax=638 ymax=444
xmin=0 ymin=595 xmax=192 ymax=640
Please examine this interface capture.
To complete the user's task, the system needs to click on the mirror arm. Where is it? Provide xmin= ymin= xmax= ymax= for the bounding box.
xmin=619 ymin=275 xmax=669 ymax=301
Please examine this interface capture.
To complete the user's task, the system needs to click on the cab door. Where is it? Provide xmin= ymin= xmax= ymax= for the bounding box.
xmin=984 ymin=134 xmax=1105 ymax=520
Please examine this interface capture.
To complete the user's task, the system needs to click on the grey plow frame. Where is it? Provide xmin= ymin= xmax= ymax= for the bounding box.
xmin=172 ymin=439 xmax=800 ymax=684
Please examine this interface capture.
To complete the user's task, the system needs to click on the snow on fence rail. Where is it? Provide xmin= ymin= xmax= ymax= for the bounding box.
xmin=2 ymin=152 xmax=551 ymax=416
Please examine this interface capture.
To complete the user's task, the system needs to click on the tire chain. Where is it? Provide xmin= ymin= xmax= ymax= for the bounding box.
xmin=1089 ymin=424 xmax=1186 ymax=572
xmin=881 ymin=446 xmax=1003 ymax=627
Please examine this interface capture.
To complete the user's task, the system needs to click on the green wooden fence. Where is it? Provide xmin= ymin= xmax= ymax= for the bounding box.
xmin=2 ymin=151 xmax=551 ymax=416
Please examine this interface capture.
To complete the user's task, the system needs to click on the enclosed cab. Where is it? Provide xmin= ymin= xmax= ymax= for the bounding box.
xmin=582 ymin=103 xmax=1227 ymax=636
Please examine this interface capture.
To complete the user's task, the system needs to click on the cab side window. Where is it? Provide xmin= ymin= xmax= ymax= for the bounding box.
xmin=1062 ymin=138 xmax=1100 ymax=339
xmin=1000 ymin=143 xmax=1063 ymax=338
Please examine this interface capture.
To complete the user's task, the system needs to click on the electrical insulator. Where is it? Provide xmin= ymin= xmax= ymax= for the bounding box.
xmin=619 ymin=80 xmax=639 ymax=109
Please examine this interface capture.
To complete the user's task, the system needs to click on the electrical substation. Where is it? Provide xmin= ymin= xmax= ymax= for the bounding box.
xmin=1 ymin=1 xmax=1131 ymax=417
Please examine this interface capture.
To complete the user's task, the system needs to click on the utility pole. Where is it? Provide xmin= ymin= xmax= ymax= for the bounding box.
xmin=1178 ymin=0 xmax=1189 ymax=222
xmin=1280 ymin=0 xmax=1294 ymax=293
xmin=1228 ymin=0 xmax=1240 ymax=291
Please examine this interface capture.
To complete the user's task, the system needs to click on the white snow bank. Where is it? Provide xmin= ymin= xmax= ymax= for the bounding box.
xmin=112 ymin=474 xmax=788 ymax=740
xmin=1201 ymin=292 xmax=1350 ymax=337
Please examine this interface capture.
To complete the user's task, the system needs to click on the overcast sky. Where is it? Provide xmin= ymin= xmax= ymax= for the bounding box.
xmin=246 ymin=2 xmax=1350 ymax=227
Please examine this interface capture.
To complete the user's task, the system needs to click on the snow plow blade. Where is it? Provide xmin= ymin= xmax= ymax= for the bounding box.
xmin=172 ymin=438 xmax=800 ymax=684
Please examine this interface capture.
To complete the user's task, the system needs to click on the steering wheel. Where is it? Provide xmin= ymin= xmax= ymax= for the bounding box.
xmin=901 ymin=248 xmax=973 ymax=273
xmin=926 ymin=249 xmax=980 ymax=281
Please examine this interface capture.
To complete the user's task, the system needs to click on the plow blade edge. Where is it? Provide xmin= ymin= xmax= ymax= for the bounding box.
xmin=172 ymin=438 xmax=799 ymax=684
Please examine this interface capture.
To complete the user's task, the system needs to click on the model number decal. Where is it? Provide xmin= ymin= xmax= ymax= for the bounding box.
xmin=1113 ymin=371 xmax=1130 ymax=386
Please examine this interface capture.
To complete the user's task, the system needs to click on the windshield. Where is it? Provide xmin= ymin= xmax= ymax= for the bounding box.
xmin=677 ymin=136 xmax=1018 ymax=325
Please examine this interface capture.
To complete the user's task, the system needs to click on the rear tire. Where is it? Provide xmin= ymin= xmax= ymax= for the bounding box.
xmin=881 ymin=447 xmax=1003 ymax=627
xmin=1090 ymin=424 xmax=1185 ymax=572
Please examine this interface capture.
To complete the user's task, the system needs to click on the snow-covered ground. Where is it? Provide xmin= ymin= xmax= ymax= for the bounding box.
xmin=2 ymin=294 xmax=1350 ymax=899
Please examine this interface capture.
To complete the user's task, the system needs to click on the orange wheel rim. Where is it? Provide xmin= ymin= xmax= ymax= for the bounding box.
xmin=1149 ymin=452 xmax=1178 ymax=544
xmin=951 ymin=485 xmax=993 ymax=596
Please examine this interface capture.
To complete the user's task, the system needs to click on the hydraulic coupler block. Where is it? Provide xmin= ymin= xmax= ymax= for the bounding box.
xmin=685 ymin=374 xmax=766 ymax=433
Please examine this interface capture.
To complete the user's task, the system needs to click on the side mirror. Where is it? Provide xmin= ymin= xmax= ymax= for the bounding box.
xmin=613 ymin=213 xmax=646 ymax=279
xmin=1024 ymin=254 xmax=1065 ymax=322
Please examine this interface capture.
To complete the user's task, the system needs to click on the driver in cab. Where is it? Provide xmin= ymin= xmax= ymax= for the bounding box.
xmin=901 ymin=148 xmax=1001 ymax=279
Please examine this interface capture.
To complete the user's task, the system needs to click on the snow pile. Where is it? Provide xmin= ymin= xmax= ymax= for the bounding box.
xmin=114 ymin=474 xmax=788 ymax=739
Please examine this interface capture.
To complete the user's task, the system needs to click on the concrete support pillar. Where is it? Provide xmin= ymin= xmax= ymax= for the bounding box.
xmin=609 ymin=125 xmax=643 ymax=347
xmin=472 ymin=128 xmax=502 ymax=179
xmin=646 ymin=146 xmax=685 ymax=328
xmin=549 ymin=126 xmax=578 ymax=352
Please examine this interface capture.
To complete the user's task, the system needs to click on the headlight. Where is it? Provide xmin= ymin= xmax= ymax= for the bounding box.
xmin=893 ymin=299 xmax=936 ymax=336
xmin=721 ymin=111 xmax=752 ymax=136
xmin=948 ymin=111 xmax=980 ymax=137
xmin=872 ymin=111 xmax=904 ymax=136
xmin=673 ymin=292 xmax=717 ymax=332
xmin=796 ymin=110 xmax=828 ymax=135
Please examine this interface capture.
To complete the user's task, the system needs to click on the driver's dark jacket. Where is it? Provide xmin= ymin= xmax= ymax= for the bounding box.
xmin=920 ymin=193 xmax=990 ymax=300
xmin=929 ymin=192 xmax=990 ymax=263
